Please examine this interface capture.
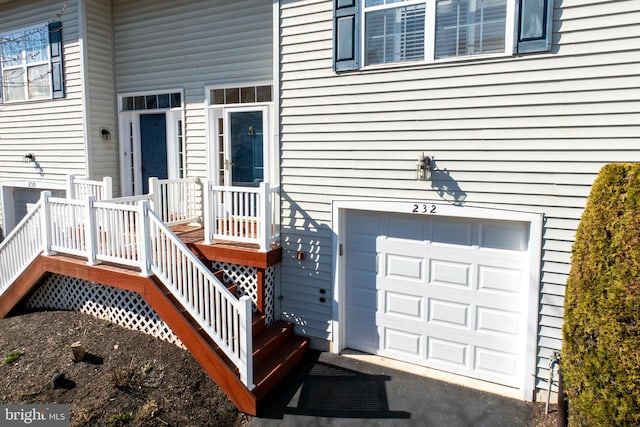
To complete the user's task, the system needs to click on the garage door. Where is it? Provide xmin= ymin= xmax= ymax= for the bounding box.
xmin=344 ymin=210 xmax=532 ymax=388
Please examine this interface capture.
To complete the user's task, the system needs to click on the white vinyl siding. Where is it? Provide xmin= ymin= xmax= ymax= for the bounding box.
xmin=112 ymin=0 xmax=273 ymax=183
xmin=279 ymin=0 xmax=640 ymax=398
xmin=0 ymin=0 xmax=84 ymax=235
xmin=85 ymin=0 xmax=120 ymax=195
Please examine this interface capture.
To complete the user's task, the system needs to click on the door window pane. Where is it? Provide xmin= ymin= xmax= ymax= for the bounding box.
xmin=230 ymin=111 xmax=264 ymax=186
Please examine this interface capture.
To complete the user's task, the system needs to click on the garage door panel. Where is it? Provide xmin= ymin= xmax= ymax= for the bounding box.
xmin=382 ymin=290 xmax=424 ymax=320
xmin=427 ymin=337 xmax=468 ymax=368
xmin=428 ymin=298 xmax=470 ymax=329
xmin=429 ymin=259 xmax=472 ymax=289
xmin=477 ymin=265 xmax=525 ymax=295
xmin=383 ymin=327 xmax=424 ymax=359
xmin=476 ymin=307 xmax=520 ymax=337
xmin=474 ymin=347 xmax=519 ymax=380
xmin=384 ymin=253 xmax=425 ymax=282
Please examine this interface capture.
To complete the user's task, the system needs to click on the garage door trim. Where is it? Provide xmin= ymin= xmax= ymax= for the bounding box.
xmin=331 ymin=200 xmax=543 ymax=400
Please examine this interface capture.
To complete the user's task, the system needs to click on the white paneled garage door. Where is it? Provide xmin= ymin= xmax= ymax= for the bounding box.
xmin=344 ymin=209 xmax=533 ymax=389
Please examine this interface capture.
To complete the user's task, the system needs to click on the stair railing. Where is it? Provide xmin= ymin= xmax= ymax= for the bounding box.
xmin=30 ymin=194 xmax=255 ymax=389
xmin=145 ymin=204 xmax=254 ymax=388
xmin=0 ymin=200 xmax=43 ymax=295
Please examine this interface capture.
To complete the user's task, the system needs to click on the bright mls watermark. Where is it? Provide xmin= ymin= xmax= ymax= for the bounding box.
xmin=1 ymin=405 xmax=69 ymax=426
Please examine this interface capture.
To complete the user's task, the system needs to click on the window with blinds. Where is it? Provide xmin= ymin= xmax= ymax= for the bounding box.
xmin=361 ymin=0 xmax=517 ymax=66
xmin=435 ymin=0 xmax=507 ymax=59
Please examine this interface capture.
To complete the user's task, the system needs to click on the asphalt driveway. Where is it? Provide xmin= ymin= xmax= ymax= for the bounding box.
xmin=248 ymin=351 xmax=533 ymax=427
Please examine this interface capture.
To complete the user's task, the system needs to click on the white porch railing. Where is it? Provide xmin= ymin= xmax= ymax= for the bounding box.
xmin=0 ymin=202 xmax=43 ymax=294
xmin=67 ymin=175 xmax=113 ymax=201
xmin=203 ymin=182 xmax=279 ymax=252
xmin=149 ymin=177 xmax=201 ymax=226
xmin=2 ymin=191 xmax=254 ymax=389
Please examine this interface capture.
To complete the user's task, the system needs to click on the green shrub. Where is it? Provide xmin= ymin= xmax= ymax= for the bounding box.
xmin=563 ymin=163 xmax=640 ymax=426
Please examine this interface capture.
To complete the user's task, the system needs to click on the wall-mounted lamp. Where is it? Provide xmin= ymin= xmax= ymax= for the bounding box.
xmin=24 ymin=153 xmax=36 ymax=163
xmin=100 ymin=128 xmax=112 ymax=141
xmin=416 ymin=153 xmax=432 ymax=181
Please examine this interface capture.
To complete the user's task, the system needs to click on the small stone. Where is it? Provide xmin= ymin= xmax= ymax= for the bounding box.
xmin=51 ymin=372 xmax=65 ymax=388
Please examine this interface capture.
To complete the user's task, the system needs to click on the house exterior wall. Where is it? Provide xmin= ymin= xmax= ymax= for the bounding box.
xmin=85 ymin=0 xmax=119 ymax=194
xmin=111 ymin=0 xmax=273 ymax=182
xmin=278 ymin=0 xmax=640 ymax=397
xmin=0 ymin=0 xmax=85 ymax=235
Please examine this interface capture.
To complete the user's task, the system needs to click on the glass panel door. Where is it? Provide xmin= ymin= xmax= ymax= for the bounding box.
xmin=227 ymin=110 xmax=264 ymax=187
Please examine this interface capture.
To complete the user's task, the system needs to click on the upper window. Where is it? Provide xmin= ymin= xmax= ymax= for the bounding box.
xmin=335 ymin=0 xmax=553 ymax=71
xmin=0 ymin=22 xmax=64 ymax=102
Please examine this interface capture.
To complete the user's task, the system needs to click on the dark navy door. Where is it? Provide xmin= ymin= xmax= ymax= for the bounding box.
xmin=229 ymin=111 xmax=264 ymax=187
xmin=140 ymin=113 xmax=168 ymax=194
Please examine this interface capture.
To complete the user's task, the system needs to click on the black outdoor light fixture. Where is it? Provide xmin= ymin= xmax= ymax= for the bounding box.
xmin=24 ymin=153 xmax=36 ymax=163
xmin=100 ymin=128 xmax=112 ymax=141
xmin=416 ymin=153 xmax=432 ymax=181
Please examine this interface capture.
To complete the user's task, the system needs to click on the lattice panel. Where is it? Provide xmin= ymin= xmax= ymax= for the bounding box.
xmin=26 ymin=275 xmax=182 ymax=347
xmin=264 ymin=266 xmax=276 ymax=325
xmin=212 ymin=262 xmax=276 ymax=325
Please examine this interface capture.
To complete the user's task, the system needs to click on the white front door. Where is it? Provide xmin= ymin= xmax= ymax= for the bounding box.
xmin=344 ymin=209 xmax=533 ymax=389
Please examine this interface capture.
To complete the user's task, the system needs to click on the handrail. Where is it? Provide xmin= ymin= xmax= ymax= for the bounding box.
xmin=146 ymin=207 xmax=253 ymax=387
xmin=0 ymin=200 xmax=43 ymax=294
xmin=12 ymin=194 xmax=253 ymax=389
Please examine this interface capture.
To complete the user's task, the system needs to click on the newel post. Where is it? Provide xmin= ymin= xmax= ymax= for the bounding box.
xmin=66 ymin=175 xmax=76 ymax=199
xmin=239 ymin=295 xmax=255 ymax=390
xmin=102 ymin=177 xmax=113 ymax=200
xmin=137 ymin=200 xmax=152 ymax=277
xmin=40 ymin=191 xmax=53 ymax=256
xmin=203 ymin=180 xmax=212 ymax=244
xmin=148 ymin=177 xmax=160 ymax=213
xmin=258 ymin=182 xmax=270 ymax=252
xmin=84 ymin=196 xmax=98 ymax=265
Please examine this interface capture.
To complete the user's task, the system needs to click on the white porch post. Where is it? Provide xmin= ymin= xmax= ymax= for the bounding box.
xmin=66 ymin=175 xmax=76 ymax=199
xmin=238 ymin=295 xmax=254 ymax=389
xmin=84 ymin=196 xmax=98 ymax=265
xmin=148 ymin=177 xmax=160 ymax=213
xmin=259 ymin=182 xmax=269 ymax=252
xmin=40 ymin=191 xmax=53 ymax=256
xmin=137 ymin=200 xmax=152 ymax=277
xmin=102 ymin=177 xmax=113 ymax=200
xmin=203 ymin=179 xmax=213 ymax=244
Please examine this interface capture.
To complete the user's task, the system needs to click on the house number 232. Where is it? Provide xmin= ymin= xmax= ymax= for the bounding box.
xmin=412 ymin=204 xmax=437 ymax=214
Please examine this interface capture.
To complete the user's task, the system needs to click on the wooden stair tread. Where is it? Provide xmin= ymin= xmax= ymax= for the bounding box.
xmin=252 ymin=334 xmax=309 ymax=399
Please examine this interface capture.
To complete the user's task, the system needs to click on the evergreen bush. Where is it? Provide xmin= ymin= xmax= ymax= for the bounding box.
xmin=563 ymin=163 xmax=640 ymax=426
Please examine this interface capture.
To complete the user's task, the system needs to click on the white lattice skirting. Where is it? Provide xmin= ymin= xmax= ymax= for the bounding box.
xmin=26 ymin=274 xmax=183 ymax=347
xmin=212 ymin=262 xmax=276 ymax=325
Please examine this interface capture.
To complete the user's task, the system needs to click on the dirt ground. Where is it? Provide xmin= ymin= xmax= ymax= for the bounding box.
xmin=0 ymin=310 xmax=248 ymax=427
xmin=0 ymin=309 xmax=558 ymax=427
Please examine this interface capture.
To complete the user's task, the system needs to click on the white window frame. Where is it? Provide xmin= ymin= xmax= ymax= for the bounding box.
xmin=0 ymin=23 xmax=53 ymax=103
xmin=117 ymin=89 xmax=185 ymax=196
xmin=205 ymin=82 xmax=277 ymax=187
xmin=361 ymin=0 xmax=516 ymax=68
